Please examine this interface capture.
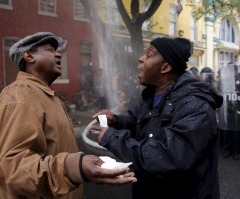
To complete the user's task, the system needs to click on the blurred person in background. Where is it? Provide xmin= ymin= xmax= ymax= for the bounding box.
xmin=200 ymin=67 xmax=215 ymax=87
xmin=96 ymin=68 xmax=107 ymax=109
xmin=185 ymin=68 xmax=193 ymax=76
xmin=218 ymin=62 xmax=240 ymax=160
xmin=190 ymin=67 xmax=200 ymax=79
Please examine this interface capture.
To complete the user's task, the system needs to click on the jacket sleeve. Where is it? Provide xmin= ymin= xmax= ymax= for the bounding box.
xmin=99 ymin=96 xmax=218 ymax=179
xmin=0 ymin=104 xmax=80 ymax=198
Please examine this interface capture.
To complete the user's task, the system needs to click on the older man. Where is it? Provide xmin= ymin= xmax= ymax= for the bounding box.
xmin=0 ymin=32 xmax=136 ymax=199
xmin=92 ymin=37 xmax=223 ymax=199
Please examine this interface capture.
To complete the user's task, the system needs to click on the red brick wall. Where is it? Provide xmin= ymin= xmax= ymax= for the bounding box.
xmin=0 ymin=0 xmax=99 ymax=103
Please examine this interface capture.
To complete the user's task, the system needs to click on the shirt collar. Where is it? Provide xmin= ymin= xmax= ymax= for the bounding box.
xmin=16 ymin=71 xmax=55 ymax=96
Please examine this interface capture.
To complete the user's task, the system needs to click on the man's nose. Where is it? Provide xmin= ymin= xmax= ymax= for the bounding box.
xmin=55 ymin=51 xmax=62 ymax=58
xmin=139 ymin=55 xmax=145 ymax=63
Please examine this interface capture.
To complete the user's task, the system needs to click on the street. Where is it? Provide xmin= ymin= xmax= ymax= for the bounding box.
xmin=70 ymin=109 xmax=240 ymax=199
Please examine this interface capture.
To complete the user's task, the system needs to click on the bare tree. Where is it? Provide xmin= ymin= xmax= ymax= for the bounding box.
xmin=115 ymin=0 xmax=162 ymax=65
xmin=80 ymin=0 xmax=163 ymax=73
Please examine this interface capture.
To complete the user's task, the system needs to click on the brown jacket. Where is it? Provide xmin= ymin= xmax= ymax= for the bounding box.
xmin=0 ymin=72 xmax=83 ymax=199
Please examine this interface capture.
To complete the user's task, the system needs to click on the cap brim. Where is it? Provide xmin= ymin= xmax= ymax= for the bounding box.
xmin=34 ymin=36 xmax=59 ymax=50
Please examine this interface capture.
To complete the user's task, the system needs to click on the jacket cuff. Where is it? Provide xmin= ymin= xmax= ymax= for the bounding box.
xmin=64 ymin=152 xmax=86 ymax=185
xmin=79 ymin=153 xmax=90 ymax=183
xmin=99 ymin=127 xmax=115 ymax=148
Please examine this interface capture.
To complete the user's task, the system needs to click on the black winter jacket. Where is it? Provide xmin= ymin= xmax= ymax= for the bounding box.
xmin=100 ymin=73 xmax=223 ymax=199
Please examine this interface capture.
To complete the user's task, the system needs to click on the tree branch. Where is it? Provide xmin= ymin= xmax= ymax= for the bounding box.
xmin=140 ymin=0 xmax=163 ymax=24
xmin=131 ymin=0 xmax=140 ymax=22
xmin=115 ymin=0 xmax=133 ymax=31
xmin=215 ymin=0 xmax=234 ymax=8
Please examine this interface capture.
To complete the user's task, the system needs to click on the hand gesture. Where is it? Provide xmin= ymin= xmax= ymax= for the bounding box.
xmin=92 ymin=109 xmax=117 ymax=126
xmin=82 ymin=155 xmax=137 ymax=185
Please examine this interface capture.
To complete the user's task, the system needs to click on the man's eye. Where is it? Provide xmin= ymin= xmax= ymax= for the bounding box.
xmin=146 ymin=54 xmax=151 ymax=58
xmin=47 ymin=47 xmax=54 ymax=51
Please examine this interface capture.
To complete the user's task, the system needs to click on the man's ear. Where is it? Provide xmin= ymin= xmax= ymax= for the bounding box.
xmin=22 ymin=51 xmax=35 ymax=64
xmin=161 ymin=63 xmax=172 ymax=74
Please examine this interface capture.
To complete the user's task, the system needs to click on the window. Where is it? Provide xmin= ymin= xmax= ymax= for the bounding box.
xmin=190 ymin=12 xmax=198 ymax=41
xmin=3 ymin=37 xmax=20 ymax=86
xmin=80 ymin=42 xmax=92 ymax=67
xmin=169 ymin=4 xmax=177 ymax=36
xmin=218 ymin=51 xmax=235 ymax=67
xmin=220 ymin=19 xmax=235 ymax=43
xmin=0 ymin=0 xmax=10 ymax=5
xmin=38 ymin=0 xmax=57 ymax=17
xmin=73 ymin=0 xmax=89 ymax=21
xmin=0 ymin=0 xmax=12 ymax=10
xmin=80 ymin=42 xmax=93 ymax=91
xmin=107 ymin=0 xmax=121 ymax=25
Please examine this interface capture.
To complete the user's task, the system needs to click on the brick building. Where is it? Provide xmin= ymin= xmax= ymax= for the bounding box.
xmin=0 ymin=0 xmax=99 ymax=104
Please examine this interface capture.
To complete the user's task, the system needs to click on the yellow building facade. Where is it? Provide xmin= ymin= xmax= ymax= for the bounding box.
xmin=99 ymin=0 xmax=240 ymax=74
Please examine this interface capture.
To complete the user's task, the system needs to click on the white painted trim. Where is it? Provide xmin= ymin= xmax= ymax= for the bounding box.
xmin=73 ymin=17 xmax=89 ymax=22
xmin=0 ymin=3 xmax=12 ymax=10
xmin=38 ymin=0 xmax=57 ymax=17
xmin=0 ymin=0 xmax=13 ymax=10
xmin=38 ymin=11 xmax=57 ymax=17
xmin=53 ymin=79 xmax=69 ymax=84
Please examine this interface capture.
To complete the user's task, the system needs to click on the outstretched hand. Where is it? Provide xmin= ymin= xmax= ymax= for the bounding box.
xmin=92 ymin=109 xmax=117 ymax=126
xmin=82 ymin=155 xmax=137 ymax=185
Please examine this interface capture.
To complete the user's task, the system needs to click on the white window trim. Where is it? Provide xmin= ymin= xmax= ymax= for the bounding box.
xmin=218 ymin=50 xmax=235 ymax=67
xmin=38 ymin=0 xmax=57 ymax=17
xmin=53 ymin=79 xmax=69 ymax=84
xmin=190 ymin=13 xmax=198 ymax=41
xmin=169 ymin=4 xmax=177 ymax=36
xmin=220 ymin=19 xmax=235 ymax=43
xmin=0 ymin=0 xmax=12 ymax=10
xmin=74 ymin=16 xmax=90 ymax=22
xmin=73 ymin=0 xmax=89 ymax=22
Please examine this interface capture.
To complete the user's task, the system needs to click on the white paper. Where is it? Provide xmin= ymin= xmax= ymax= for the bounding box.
xmin=98 ymin=114 xmax=108 ymax=127
xmin=99 ymin=156 xmax=133 ymax=178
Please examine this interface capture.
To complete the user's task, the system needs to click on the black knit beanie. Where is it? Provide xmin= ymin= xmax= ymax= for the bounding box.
xmin=150 ymin=37 xmax=192 ymax=74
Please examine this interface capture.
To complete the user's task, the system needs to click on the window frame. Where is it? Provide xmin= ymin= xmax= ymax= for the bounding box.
xmin=218 ymin=50 xmax=235 ymax=67
xmin=190 ymin=12 xmax=198 ymax=41
xmin=0 ymin=0 xmax=12 ymax=10
xmin=73 ymin=0 xmax=89 ymax=22
xmin=169 ymin=4 xmax=177 ymax=36
xmin=38 ymin=0 xmax=57 ymax=17
xmin=220 ymin=19 xmax=235 ymax=43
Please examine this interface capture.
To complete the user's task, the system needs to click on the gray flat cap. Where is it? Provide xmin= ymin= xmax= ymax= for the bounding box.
xmin=9 ymin=32 xmax=59 ymax=68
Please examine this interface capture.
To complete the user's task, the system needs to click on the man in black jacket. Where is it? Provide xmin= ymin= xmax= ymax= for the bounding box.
xmin=92 ymin=37 xmax=223 ymax=199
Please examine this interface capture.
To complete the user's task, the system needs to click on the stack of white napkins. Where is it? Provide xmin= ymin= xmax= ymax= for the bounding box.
xmin=99 ymin=156 xmax=133 ymax=178
xmin=98 ymin=114 xmax=108 ymax=127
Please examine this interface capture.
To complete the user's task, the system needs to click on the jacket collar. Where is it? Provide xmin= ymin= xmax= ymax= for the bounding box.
xmin=16 ymin=71 xmax=55 ymax=96
xmin=141 ymin=72 xmax=223 ymax=109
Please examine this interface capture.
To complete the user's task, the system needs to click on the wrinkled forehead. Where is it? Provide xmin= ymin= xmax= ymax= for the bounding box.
xmin=146 ymin=45 xmax=157 ymax=52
